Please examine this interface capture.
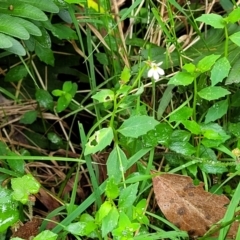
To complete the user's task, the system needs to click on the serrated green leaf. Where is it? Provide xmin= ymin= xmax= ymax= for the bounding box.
xmin=142 ymin=123 xmax=173 ymax=147
xmin=20 ymin=110 xmax=38 ymax=124
xmin=120 ymin=66 xmax=131 ymax=84
xmin=181 ymin=120 xmax=201 ymax=134
xmin=228 ymin=122 xmax=240 ymax=137
xmin=118 ymin=115 xmax=159 ymax=138
xmin=35 ymin=89 xmax=54 ymax=110
xmin=119 ymin=182 xmax=139 ymax=209
xmin=107 ymin=146 xmax=127 ymax=183
xmin=97 ymin=201 xmax=112 ymax=222
xmin=196 ymin=14 xmax=225 ymax=29
xmin=168 ymin=72 xmax=195 ymax=86
xmin=5 ymin=65 xmax=28 ymax=82
xmin=21 ymin=0 xmax=59 ymax=13
xmin=65 ymin=222 xmax=86 ymax=236
xmin=101 ymin=207 xmax=119 ymax=237
xmin=0 ymin=14 xmax=30 ymax=40
xmin=35 ymin=43 xmax=54 ymax=66
xmin=169 ymin=142 xmax=196 ymax=155
xmin=170 ymin=130 xmax=191 ymax=142
xmin=169 ymin=106 xmax=193 ymax=122
xmin=33 ymin=230 xmax=58 ymax=240
xmin=197 ymin=54 xmax=221 ymax=73
xmin=0 ymin=2 xmax=48 ymax=21
xmin=210 ymin=57 xmax=231 ymax=86
xmin=198 ymin=86 xmax=230 ymax=101
xmin=11 ymin=174 xmax=41 ymax=204
xmin=85 ymin=128 xmax=114 ymax=155
xmin=225 ymin=8 xmax=240 ymax=23
xmin=225 ymin=58 xmax=240 ymax=84
xmin=201 ymin=123 xmax=230 ymax=142
xmin=205 ymin=100 xmax=228 ymax=123
xmin=0 ymin=33 xmax=13 ymax=48
xmin=229 ymin=31 xmax=240 ymax=47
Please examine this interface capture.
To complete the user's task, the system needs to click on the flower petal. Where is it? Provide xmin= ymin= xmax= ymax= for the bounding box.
xmin=156 ymin=62 xmax=163 ymax=66
xmin=153 ymin=71 xmax=159 ymax=80
xmin=157 ymin=68 xmax=165 ymax=76
xmin=148 ymin=69 xmax=154 ymax=78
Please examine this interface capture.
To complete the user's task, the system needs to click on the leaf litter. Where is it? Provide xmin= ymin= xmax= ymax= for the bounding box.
xmin=152 ymin=173 xmax=239 ymax=238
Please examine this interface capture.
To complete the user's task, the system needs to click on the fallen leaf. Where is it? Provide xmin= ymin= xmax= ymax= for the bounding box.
xmin=152 ymin=173 xmax=238 ymax=238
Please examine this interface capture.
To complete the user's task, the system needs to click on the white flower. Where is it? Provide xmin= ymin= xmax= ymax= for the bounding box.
xmin=147 ymin=61 xmax=165 ymax=80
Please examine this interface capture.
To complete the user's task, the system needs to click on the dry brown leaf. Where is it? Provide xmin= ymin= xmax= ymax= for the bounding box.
xmin=153 ymin=173 xmax=238 ymax=238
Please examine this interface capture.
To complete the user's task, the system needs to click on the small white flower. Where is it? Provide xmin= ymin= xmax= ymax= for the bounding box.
xmin=147 ymin=61 xmax=165 ymax=80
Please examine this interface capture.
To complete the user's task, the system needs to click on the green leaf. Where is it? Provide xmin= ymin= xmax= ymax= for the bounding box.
xmin=56 ymin=94 xmax=72 ymax=112
xmin=0 ymin=14 xmax=30 ymax=40
xmin=0 ymin=187 xmax=19 ymax=232
xmin=79 ymin=214 xmax=97 ymax=236
xmin=198 ymin=86 xmax=230 ymax=101
xmin=196 ymin=14 xmax=225 ymax=29
xmin=51 ymin=24 xmax=77 ymax=40
xmin=181 ymin=120 xmax=201 ymax=134
xmin=169 ymin=106 xmax=193 ymax=122
xmin=228 ymin=122 xmax=240 ymax=137
xmin=119 ymin=182 xmax=139 ymax=209
xmin=63 ymin=81 xmax=73 ymax=92
xmin=201 ymin=123 xmax=230 ymax=142
xmin=92 ymin=89 xmax=114 ymax=103
xmin=11 ymin=174 xmax=41 ymax=204
xmin=169 ymin=142 xmax=196 ymax=155
xmin=118 ymin=116 xmax=159 ymax=138
xmin=0 ymin=2 xmax=48 ymax=21
xmin=33 ymin=230 xmax=58 ymax=240
xmin=182 ymin=63 xmax=196 ymax=73
xmin=225 ymin=58 xmax=240 ymax=84
xmin=105 ymin=178 xmax=119 ymax=199
xmin=5 ymin=65 xmax=28 ymax=82
xmin=210 ymin=57 xmax=231 ymax=86
xmin=65 ymin=222 xmax=87 ymax=236
xmin=20 ymin=110 xmax=38 ymax=124
xmin=101 ymin=207 xmax=119 ymax=237
xmin=35 ymin=89 xmax=54 ymax=110
xmin=120 ymin=66 xmax=131 ymax=84
xmin=168 ymin=72 xmax=195 ymax=86
xmin=34 ymin=28 xmax=51 ymax=48
xmin=107 ymin=146 xmax=127 ymax=184
xmin=7 ymin=152 xmax=25 ymax=175
xmin=229 ymin=31 xmax=240 ymax=47
xmin=4 ymin=37 xmax=26 ymax=55
xmin=0 ymin=33 xmax=13 ymax=48
xmin=97 ymin=201 xmax=112 ymax=222
xmin=142 ymin=123 xmax=173 ymax=147
xmin=197 ymin=54 xmax=221 ymax=73
xmin=225 ymin=8 xmax=240 ymax=23
xmin=95 ymin=52 xmax=108 ymax=65
xmin=205 ymin=100 xmax=228 ymax=123
xmin=85 ymin=127 xmax=114 ymax=155
xmin=170 ymin=130 xmax=191 ymax=142
xmin=35 ymin=44 xmax=54 ymax=66
xmin=21 ymin=0 xmax=59 ymax=13
xmin=47 ymin=132 xmax=63 ymax=146
xmin=13 ymin=17 xmax=42 ymax=36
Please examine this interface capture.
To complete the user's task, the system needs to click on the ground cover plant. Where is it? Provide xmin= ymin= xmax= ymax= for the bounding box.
xmin=0 ymin=0 xmax=239 ymax=239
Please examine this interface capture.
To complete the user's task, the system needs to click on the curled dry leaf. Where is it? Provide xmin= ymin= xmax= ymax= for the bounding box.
xmin=152 ymin=173 xmax=238 ymax=238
